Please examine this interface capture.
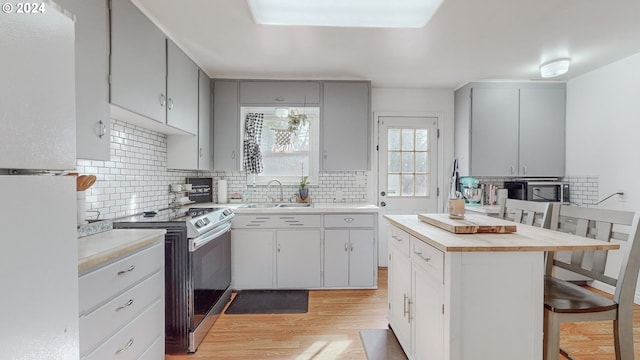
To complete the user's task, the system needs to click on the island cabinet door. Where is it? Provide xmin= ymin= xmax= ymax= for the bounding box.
xmin=388 ymin=244 xmax=412 ymax=351
xmin=412 ymin=261 xmax=444 ymax=360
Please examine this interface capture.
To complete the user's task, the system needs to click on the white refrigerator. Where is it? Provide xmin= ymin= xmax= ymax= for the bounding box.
xmin=0 ymin=1 xmax=80 ymax=359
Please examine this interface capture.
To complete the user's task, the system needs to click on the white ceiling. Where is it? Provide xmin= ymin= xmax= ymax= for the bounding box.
xmin=134 ymin=0 xmax=640 ymax=89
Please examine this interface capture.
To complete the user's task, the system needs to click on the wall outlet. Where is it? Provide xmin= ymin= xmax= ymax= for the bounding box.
xmin=334 ymin=190 xmax=343 ymax=202
xmin=617 ymin=190 xmax=626 ymax=202
xmin=355 ymin=175 xmax=366 ymax=186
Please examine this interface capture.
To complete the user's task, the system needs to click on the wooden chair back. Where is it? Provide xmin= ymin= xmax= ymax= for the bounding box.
xmin=546 ymin=205 xmax=640 ymax=304
xmin=498 ymin=198 xmax=553 ymax=228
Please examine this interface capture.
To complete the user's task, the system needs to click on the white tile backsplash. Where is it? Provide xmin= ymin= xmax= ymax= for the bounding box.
xmin=77 ymin=120 xmax=369 ymax=220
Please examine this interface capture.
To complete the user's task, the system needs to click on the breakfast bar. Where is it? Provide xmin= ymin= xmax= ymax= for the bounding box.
xmin=384 ymin=214 xmax=620 ymax=360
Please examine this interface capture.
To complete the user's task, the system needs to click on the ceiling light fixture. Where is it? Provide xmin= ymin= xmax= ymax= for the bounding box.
xmin=247 ymin=0 xmax=444 ymax=28
xmin=539 ymin=58 xmax=571 ymax=78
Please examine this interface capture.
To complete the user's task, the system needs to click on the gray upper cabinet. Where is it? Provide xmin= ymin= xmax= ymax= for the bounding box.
xmin=470 ymin=86 xmax=520 ymax=176
xmin=198 ymin=70 xmax=213 ymax=170
xmin=110 ymin=0 xmax=167 ymax=125
xmin=239 ymin=81 xmax=321 ymax=105
xmin=322 ymin=81 xmax=371 ymax=171
xmin=167 ymin=69 xmax=212 ymax=170
xmin=57 ymin=0 xmax=110 ymax=161
xmin=519 ymin=87 xmax=565 ymax=176
xmin=166 ymin=41 xmax=198 ymax=135
xmin=455 ymin=82 xmax=566 ymax=177
xmin=213 ymin=80 xmax=240 ymax=170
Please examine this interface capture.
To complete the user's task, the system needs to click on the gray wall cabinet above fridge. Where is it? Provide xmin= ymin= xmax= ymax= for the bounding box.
xmin=454 ymin=82 xmax=566 ymax=177
xmin=57 ymin=0 xmax=111 ymax=161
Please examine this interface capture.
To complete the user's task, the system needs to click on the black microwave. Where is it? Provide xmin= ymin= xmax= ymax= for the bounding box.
xmin=503 ymin=181 xmax=570 ymax=203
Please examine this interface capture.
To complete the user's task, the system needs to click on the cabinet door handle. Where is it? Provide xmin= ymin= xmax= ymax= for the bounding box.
xmin=115 ymin=338 xmax=134 ymax=355
xmin=350 ymin=243 xmax=354 ymax=252
xmin=414 ymin=251 xmax=431 ymax=262
xmin=97 ymin=120 xmax=106 ymax=139
xmin=159 ymin=94 xmax=166 ymax=107
xmin=115 ymin=299 xmax=134 ymax=312
xmin=344 ymin=243 xmax=349 ymax=252
xmin=510 ymin=165 xmax=515 ymax=175
xmin=392 ymin=235 xmax=403 ymax=242
xmin=324 ymin=151 xmax=327 ymax=159
xmin=199 ymin=147 xmax=203 ymax=158
xmin=231 ymin=150 xmax=236 ymax=159
xmin=402 ymin=294 xmax=409 ymax=316
xmin=522 ymin=165 xmax=527 ymax=175
xmin=167 ymin=98 xmax=174 ymax=110
xmin=408 ymin=299 xmax=414 ymax=321
xmin=275 ymin=97 xmax=285 ymax=102
xmin=277 ymin=243 xmax=281 ymax=253
xmin=117 ymin=265 xmax=135 ymax=276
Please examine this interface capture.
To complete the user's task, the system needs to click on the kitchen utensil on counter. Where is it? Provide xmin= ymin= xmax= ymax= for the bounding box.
xmin=77 ymin=175 xmax=96 ymax=191
xmin=459 ymin=177 xmax=482 ymax=204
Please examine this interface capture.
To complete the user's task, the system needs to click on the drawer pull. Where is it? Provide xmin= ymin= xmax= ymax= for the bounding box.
xmin=115 ymin=299 xmax=134 ymax=312
xmin=344 ymin=217 xmax=354 ymax=223
xmin=414 ymin=251 xmax=431 ymax=262
xmin=115 ymin=338 xmax=134 ymax=355
xmin=117 ymin=265 xmax=135 ymax=275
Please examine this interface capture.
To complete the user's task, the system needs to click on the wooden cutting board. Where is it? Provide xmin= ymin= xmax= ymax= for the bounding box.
xmin=418 ymin=213 xmax=517 ymax=234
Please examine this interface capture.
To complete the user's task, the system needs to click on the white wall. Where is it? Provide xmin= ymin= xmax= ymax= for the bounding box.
xmin=566 ymin=52 xmax=640 ymax=301
xmin=371 ymin=87 xmax=455 ymax=266
xmin=566 ymin=52 xmax=640 ymax=211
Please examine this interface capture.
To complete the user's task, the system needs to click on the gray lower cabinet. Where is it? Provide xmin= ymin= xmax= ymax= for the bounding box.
xmin=323 ymin=214 xmax=377 ymax=288
xmin=322 ymin=81 xmax=371 ymax=171
xmin=276 ymin=230 xmax=322 ymax=288
xmin=455 ymin=82 xmax=566 ymax=177
xmin=79 ymin=242 xmax=164 ymax=359
xmin=167 ymin=69 xmax=212 ymax=170
xmin=212 ymin=80 xmax=240 ymax=170
xmin=57 ymin=0 xmax=110 ymax=161
xmin=239 ymin=81 xmax=321 ymax=105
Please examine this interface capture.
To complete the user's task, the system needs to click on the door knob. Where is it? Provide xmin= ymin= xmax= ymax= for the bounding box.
xmin=380 ymin=201 xmax=386 ymax=207
xmin=380 ymin=191 xmax=386 ymax=196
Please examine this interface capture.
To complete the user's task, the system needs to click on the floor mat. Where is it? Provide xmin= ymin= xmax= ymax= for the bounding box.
xmin=224 ymin=290 xmax=309 ymax=314
xmin=359 ymin=329 xmax=408 ymax=360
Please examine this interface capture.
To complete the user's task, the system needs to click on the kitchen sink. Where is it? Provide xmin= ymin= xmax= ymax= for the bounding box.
xmin=240 ymin=202 xmax=311 ymax=208
xmin=277 ymin=203 xmax=311 ymax=207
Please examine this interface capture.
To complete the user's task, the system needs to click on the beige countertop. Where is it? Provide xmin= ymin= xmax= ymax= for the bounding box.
xmin=78 ymin=229 xmax=166 ymax=274
xmin=228 ymin=202 xmax=378 ymax=214
xmin=384 ymin=214 xmax=620 ymax=253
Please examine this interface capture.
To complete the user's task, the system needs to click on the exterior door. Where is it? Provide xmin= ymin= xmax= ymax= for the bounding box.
xmin=378 ymin=116 xmax=438 ymax=265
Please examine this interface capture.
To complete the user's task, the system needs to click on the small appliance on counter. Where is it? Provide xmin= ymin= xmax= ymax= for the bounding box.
xmin=504 ymin=180 xmax=570 ymax=203
xmin=459 ymin=177 xmax=483 ymax=205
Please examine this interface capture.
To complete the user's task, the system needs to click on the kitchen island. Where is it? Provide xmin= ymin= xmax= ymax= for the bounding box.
xmin=384 ymin=214 xmax=619 ymax=360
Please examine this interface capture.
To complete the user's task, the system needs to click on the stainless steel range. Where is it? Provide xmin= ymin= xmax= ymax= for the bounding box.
xmin=114 ymin=206 xmax=234 ymax=353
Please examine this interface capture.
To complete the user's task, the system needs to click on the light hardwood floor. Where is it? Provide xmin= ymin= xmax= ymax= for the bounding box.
xmin=166 ymin=269 xmax=640 ymax=359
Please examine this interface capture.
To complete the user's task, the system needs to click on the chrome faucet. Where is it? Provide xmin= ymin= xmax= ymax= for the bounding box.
xmin=267 ymin=179 xmax=284 ymax=202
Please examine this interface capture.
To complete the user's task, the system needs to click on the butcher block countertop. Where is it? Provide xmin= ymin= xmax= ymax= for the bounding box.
xmin=385 ymin=214 xmax=620 ymax=253
xmin=78 ymin=229 xmax=166 ymax=274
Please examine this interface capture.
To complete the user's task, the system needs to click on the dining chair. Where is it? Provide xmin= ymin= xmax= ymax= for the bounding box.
xmin=498 ymin=198 xmax=554 ymax=228
xmin=543 ymin=205 xmax=640 ymax=360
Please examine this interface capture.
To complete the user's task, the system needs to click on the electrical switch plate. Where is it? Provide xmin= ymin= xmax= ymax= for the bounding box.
xmin=356 ymin=175 xmax=366 ymax=186
xmin=335 ymin=190 xmax=343 ymax=201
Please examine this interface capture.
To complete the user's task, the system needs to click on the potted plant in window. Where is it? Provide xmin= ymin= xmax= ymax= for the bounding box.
xmin=298 ymin=175 xmax=309 ymax=202
xmin=287 ymin=109 xmax=307 ymax=133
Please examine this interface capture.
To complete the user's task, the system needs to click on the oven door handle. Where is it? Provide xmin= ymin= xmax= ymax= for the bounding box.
xmin=189 ymin=222 xmax=231 ymax=252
